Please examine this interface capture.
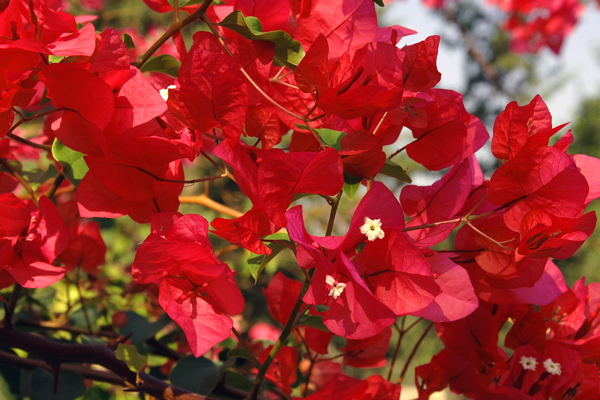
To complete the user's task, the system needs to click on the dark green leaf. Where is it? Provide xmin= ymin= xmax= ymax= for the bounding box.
xmin=223 ymin=371 xmax=254 ymax=392
xmin=140 ymin=54 xmax=181 ymax=77
xmin=170 ymin=356 xmax=218 ymax=395
xmin=379 ymin=159 xmax=412 ymax=183
xmin=216 ymin=11 xmax=305 ymax=69
xmin=373 ymin=0 xmax=385 ymax=6
xmin=227 ymin=348 xmax=260 ymax=368
xmin=118 ymin=311 xmax=171 ymax=351
xmin=314 ymin=304 xmax=329 ymax=313
xmin=51 ymin=139 xmax=88 ymax=186
xmin=298 ymin=315 xmax=331 ymax=332
xmin=343 ymin=172 xmax=363 ymax=185
xmin=115 ymin=344 xmax=147 ymax=372
xmin=0 ymin=349 xmax=20 ymax=399
xmin=30 ymin=368 xmax=85 ymax=400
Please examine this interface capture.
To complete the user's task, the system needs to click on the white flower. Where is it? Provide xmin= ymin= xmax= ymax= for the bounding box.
xmin=543 ymin=358 xmax=562 ymax=375
xmin=359 ymin=217 xmax=385 ymax=241
xmin=519 ymin=356 xmax=538 ymax=371
xmin=159 ymin=84 xmax=177 ymax=101
xmin=325 ymin=275 xmax=346 ymax=300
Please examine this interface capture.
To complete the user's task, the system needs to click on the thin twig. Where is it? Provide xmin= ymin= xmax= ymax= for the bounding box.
xmin=0 ymin=158 xmax=38 ymax=202
xmin=398 ymin=322 xmax=433 ymax=385
xmin=246 ymin=280 xmax=309 ymax=400
xmin=231 ymin=327 xmax=262 ymax=369
xmin=6 ymin=133 xmax=52 ymax=151
xmin=3 ymin=285 xmax=22 ymax=330
xmin=74 ymin=268 xmax=94 ymax=335
xmin=179 ymin=195 xmax=243 ymax=218
xmin=133 ymin=0 xmax=214 ymax=68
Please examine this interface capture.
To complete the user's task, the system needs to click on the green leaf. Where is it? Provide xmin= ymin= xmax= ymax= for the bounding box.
xmin=316 ymin=128 xmax=346 ymax=150
xmin=343 ymin=181 xmax=361 ymax=199
xmin=343 ymin=172 xmax=363 ymax=185
xmin=314 ymin=304 xmax=329 ymax=313
xmin=298 ymin=315 xmax=331 ymax=332
xmin=140 ymin=54 xmax=181 ymax=77
xmin=0 ymin=349 xmax=20 ymax=399
xmin=227 ymin=348 xmax=260 ymax=367
xmin=170 ymin=356 xmax=218 ymax=395
xmin=121 ymin=33 xmax=135 ymax=50
xmin=216 ymin=10 xmax=305 ymax=69
xmin=51 ymin=139 xmax=88 ymax=186
xmin=118 ymin=312 xmax=171 ymax=351
xmin=379 ymin=159 xmax=412 ymax=183
xmin=373 ymin=0 xmax=385 ymax=6
xmin=247 ymin=240 xmax=287 ymax=283
xmin=223 ymin=371 xmax=253 ymax=392
xmin=262 ymin=232 xmax=290 ymax=241
xmin=115 ymin=344 xmax=148 ymax=372
xmin=30 ymin=368 xmax=85 ymax=400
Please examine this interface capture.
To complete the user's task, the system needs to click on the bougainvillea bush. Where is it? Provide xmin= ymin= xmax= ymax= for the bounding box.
xmin=1 ymin=0 xmax=599 ymax=399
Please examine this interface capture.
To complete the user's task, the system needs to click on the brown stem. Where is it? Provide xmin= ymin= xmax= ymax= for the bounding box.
xmin=246 ymin=279 xmax=309 ymax=400
xmin=231 ymin=327 xmax=262 ymax=369
xmin=398 ymin=322 xmax=433 ymax=385
xmin=131 ymin=165 xmax=227 ymax=184
xmin=214 ymin=244 xmax=240 ymax=258
xmin=173 ymin=0 xmax=180 ymax=22
xmin=465 ymin=220 xmax=516 ymax=251
xmin=387 ymin=318 xmax=405 ymax=381
xmin=325 ymin=191 xmax=343 ymax=236
xmin=15 ymin=318 xmax=119 ymax=338
xmin=402 ymin=216 xmax=463 ymax=232
xmin=295 ymin=328 xmax=317 ymax=397
xmin=0 ymin=327 xmax=212 ymax=400
xmin=44 ymin=171 xmax=66 ymax=200
xmin=0 ymin=158 xmax=38 ymax=202
xmin=133 ymin=0 xmax=214 ymax=68
xmin=3 ymin=285 xmax=22 ymax=330
xmin=74 ymin=268 xmax=93 ymax=334
xmin=201 ymin=150 xmax=227 ymax=174
xmin=6 ymin=132 xmax=52 ymax=151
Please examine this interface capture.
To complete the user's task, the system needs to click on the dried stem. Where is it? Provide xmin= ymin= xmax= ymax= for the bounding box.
xmin=179 ymin=195 xmax=243 ymax=218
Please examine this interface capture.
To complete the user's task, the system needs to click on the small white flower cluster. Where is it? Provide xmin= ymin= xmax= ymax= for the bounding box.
xmin=159 ymin=84 xmax=177 ymax=101
xmin=519 ymin=355 xmax=562 ymax=375
xmin=360 ymin=217 xmax=385 ymax=241
xmin=325 ymin=275 xmax=346 ymax=300
xmin=543 ymin=358 xmax=562 ymax=375
xmin=519 ymin=356 xmax=538 ymax=371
